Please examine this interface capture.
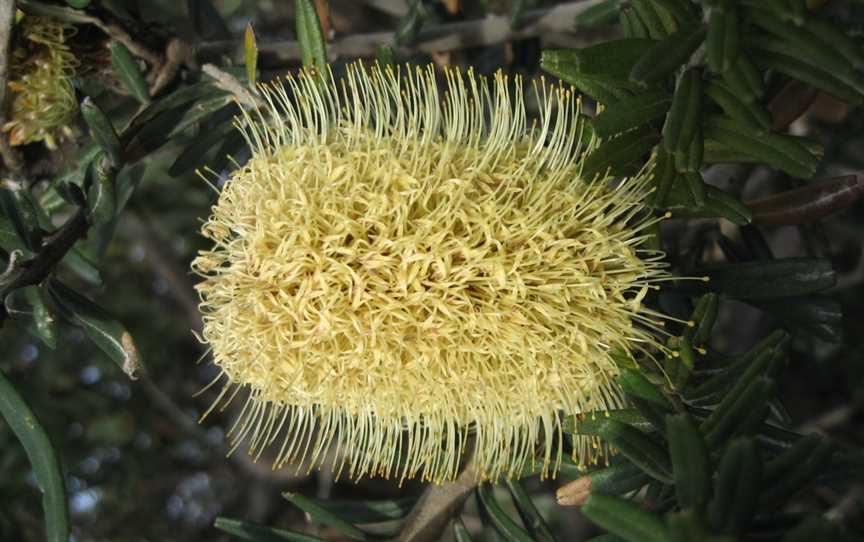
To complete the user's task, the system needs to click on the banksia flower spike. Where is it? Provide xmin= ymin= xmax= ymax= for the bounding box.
xmin=193 ymin=63 xmax=673 ymax=484
xmin=4 ymin=16 xmax=78 ymax=149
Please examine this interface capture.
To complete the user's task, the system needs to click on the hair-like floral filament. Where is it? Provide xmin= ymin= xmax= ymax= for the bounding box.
xmin=193 ymin=62 xmax=672 ymax=483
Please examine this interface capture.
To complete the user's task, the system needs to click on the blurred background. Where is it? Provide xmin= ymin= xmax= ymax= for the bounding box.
xmin=1 ymin=1 xmax=864 ymax=541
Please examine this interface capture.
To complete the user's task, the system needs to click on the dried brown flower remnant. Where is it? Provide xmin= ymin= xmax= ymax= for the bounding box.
xmin=4 ymin=16 xmax=78 ymax=149
xmin=193 ymin=63 xmax=671 ymax=483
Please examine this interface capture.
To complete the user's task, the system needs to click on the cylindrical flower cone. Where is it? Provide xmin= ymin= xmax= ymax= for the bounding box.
xmin=193 ymin=63 xmax=672 ymax=483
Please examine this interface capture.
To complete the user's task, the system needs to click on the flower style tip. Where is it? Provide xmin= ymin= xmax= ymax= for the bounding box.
xmin=193 ymin=62 xmax=671 ymax=483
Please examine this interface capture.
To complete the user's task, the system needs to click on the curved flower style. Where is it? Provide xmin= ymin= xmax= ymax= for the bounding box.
xmin=4 ymin=16 xmax=78 ymax=149
xmin=193 ymin=63 xmax=671 ymax=483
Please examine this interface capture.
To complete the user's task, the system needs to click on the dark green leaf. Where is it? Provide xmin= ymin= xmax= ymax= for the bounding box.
xmin=629 ymin=26 xmax=706 ymax=85
xmin=453 ymin=517 xmax=475 ymax=542
xmin=751 ymin=296 xmax=842 ymax=343
xmin=566 ymin=409 xmax=651 ymax=436
xmin=589 ymin=462 xmax=650 ymax=495
xmin=666 ymin=414 xmax=710 ymax=508
xmin=214 ymin=516 xmax=327 ymax=542
xmin=0 ymin=186 xmax=40 ymax=250
xmin=0 ymin=368 xmax=69 ymax=542
xmin=476 ymin=483 xmax=534 ymax=542
xmin=582 ymin=494 xmax=669 ymax=542
xmin=81 ymin=98 xmax=123 ymax=166
xmin=700 ymin=258 xmax=835 ymax=299
xmin=574 ymin=0 xmax=620 ymax=30
xmin=24 ymin=285 xmax=57 ymax=348
xmin=48 ymin=280 xmax=141 ymax=379
xmin=506 ymin=480 xmax=556 ymax=542
xmin=582 ymin=127 xmax=660 ymax=179
xmin=282 ymin=492 xmax=367 ymax=541
xmin=709 ymin=438 xmax=761 ymax=535
xmin=598 ymin=420 xmax=672 ymax=483
xmin=295 ymin=0 xmax=327 ymax=69
xmin=616 ymin=368 xmax=673 ymax=411
xmin=591 ymin=91 xmax=671 ymax=138
xmin=663 ymin=68 xmax=702 ymax=158
xmin=110 ymin=41 xmax=150 ymax=104
xmin=320 ymin=497 xmax=417 ymax=523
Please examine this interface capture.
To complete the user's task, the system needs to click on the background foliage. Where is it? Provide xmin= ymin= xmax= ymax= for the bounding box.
xmin=1 ymin=0 xmax=864 ymax=541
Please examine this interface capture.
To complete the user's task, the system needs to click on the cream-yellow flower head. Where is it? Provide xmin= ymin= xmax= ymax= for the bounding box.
xmin=3 ymin=16 xmax=78 ymax=149
xmin=193 ymin=63 xmax=671 ymax=483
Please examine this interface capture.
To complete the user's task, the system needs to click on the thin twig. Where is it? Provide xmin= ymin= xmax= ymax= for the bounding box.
xmin=0 ymin=0 xmax=21 ymax=171
xmin=398 ymin=456 xmax=478 ymax=542
xmin=198 ymin=0 xmax=605 ymax=63
xmin=0 ymin=208 xmax=89 ymax=312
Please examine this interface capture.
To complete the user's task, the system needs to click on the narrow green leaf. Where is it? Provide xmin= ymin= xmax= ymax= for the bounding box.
xmin=453 ymin=517 xmax=475 ymax=542
xmin=215 ymin=516 xmax=327 ymax=541
xmin=476 ymin=483 xmax=535 ymax=542
xmin=506 ymin=480 xmax=556 ymax=542
xmin=701 ymin=377 xmax=774 ymax=448
xmin=24 ymin=285 xmax=57 ymax=348
xmin=0 ymin=186 xmax=40 ymax=250
xmin=395 ymin=0 xmax=427 ymax=45
xmin=581 ymin=127 xmax=660 ymax=179
xmin=295 ymin=0 xmax=327 ymax=69
xmin=588 ymin=462 xmax=650 ymax=495
xmin=721 ymin=56 xmax=764 ymax=103
xmin=708 ymin=438 xmax=761 ymax=535
xmin=319 ymin=497 xmax=417 ymax=523
xmin=110 ymin=41 xmax=150 ymax=104
xmin=598 ymin=420 xmax=672 ymax=483
xmin=566 ymin=409 xmax=651 ymax=436
xmin=700 ymin=258 xmax=835 ymax=299
xmin=684 ymin=293 xmax=719 ymax=346
xmin=667 ymin=184 xmax=752 ymax=225
xmin=81 ymin=98 xmax=123 ymax=166
xmin=48 ymin=280 xmax=141 ymax=379
xmin=169 ymin=120 xmax=236 ymax=176
xmin=574 ymin=0 xmax=620 ymax=30
xmin=751 ymin=50 xmax=864 ymax=107
xmin=631 ymin=0 xmax=673 ymax=39
xmin=616 ymin=368 xmax=673 ymax=411
xmin=752 ymin=296 xmax=842 ymax=343
xmin=375 ymin=44 xmax=395 ymax=69
xmin=706 ymin=5 xmax=740 ymax=73
xmin=283 ymin=492 xmax=367 ymax=541
xmin=762 ymin=439 xmax=833 ymax=505
xmin=0 ymin=368 xmax=69 ymax=542
xmin=541 ymin=42 xmax=653 ymax=104
xmin=582 ymin=494 xmax=669 ymax=542
xmin=666 ymin=414 xmax=710 ymax=508
xmin=663 ymin=69 xmax=702 ymax=157
xmin=705 ymin=82 xmax=772 ymax=131
xmin=629 ymin=26 xmax=706 ymax=85
xmin=87 ymin=155 xmax=117 ymax=225
xmin=511 ymin=0 xmax=538 ymax=30
xmin=591 ymin=91 xmax=671 ymax=138
xmin=244 ymin=23 xmax=258 ymax=88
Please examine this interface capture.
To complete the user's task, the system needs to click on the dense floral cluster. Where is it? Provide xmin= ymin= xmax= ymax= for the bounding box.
xmin=4 ymin=16 xmax=78 ymax=149
xmin=193 ymin=63 xmax=671 ymax=483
